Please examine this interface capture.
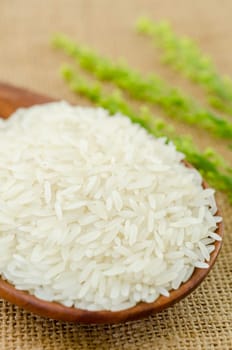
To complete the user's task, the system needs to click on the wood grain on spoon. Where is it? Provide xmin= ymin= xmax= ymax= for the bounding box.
xmin=0 ymin=82 xmax=223 ymax=324
xmin=0 ymin=82 xmax=53 ymax=117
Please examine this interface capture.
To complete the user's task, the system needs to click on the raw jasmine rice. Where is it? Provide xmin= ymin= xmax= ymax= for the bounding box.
xmin=0 ymin=102 xmax=222 ymax=311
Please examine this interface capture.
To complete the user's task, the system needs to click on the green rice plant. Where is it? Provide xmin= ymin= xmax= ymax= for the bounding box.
xmin=136 ymin=17 xmax=232 ymax=115
xmin=52 ymin=34 xmax=232 ymax=142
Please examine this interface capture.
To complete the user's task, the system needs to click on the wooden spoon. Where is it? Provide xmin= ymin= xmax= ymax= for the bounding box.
xmin=0 ymin=82 xmax=223 ymax=324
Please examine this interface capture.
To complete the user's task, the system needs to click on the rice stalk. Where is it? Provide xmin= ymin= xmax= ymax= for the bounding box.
xmin=52 ymin=34 xmax=232 ymax=141
xmin=136 ymin=17 xmax=232 ymax=116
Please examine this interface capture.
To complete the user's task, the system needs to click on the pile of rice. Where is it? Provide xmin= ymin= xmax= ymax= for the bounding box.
xmin=0 ymin=102 xmax=221 ymax=311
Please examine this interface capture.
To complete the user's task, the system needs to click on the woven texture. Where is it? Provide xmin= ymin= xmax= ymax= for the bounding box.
xmin=0 ymin=0 xmax=232 ymax=349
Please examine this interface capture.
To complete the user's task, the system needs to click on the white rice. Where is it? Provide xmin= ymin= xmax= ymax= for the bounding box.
xmin=0 ymin=101 xmax=222 ymax=311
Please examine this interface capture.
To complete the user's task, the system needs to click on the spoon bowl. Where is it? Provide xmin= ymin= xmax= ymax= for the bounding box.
xmin=0 ymin=82 xmax=223 ymax=324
